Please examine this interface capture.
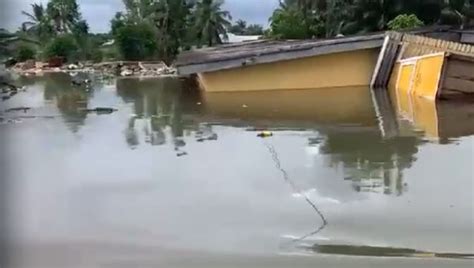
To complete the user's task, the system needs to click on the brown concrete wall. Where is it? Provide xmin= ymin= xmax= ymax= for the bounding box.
xmin=198 ymin=49 xmax=379 ymax=92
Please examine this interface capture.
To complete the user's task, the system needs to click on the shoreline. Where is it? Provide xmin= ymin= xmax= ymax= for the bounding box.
xmin=7 ymin=68 xmax=181 ymax=80
xmin=7 ymin=60 xmax=179 ymax=79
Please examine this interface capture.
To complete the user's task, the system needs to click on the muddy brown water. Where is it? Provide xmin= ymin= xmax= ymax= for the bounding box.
xmin=0 ymin=73 xmax=473 ymax=267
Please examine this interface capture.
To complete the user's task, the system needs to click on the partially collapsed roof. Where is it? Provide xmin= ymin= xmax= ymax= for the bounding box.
xmin=175 ymin=26 xmax=465 ymax=75
xmin=176 ymin=33 xmax=385 ymax=75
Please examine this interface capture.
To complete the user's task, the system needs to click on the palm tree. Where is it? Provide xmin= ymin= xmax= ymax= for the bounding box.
xmin=112 ymin=0 xmax=195 ymax=62
xmin=284 ymin=0 xmax=326 ymax=10
xmin=229 ymin=19 xmax=247 ymax=34
xmin=284 ymin=0 xmax=327 ymax=18
xmin=46 ymin=0 xmax=82 ymax=34
xmin=440 ymin=0 xmax=474 ymax=28
xmin=324 ymin=0 xmax=351 ymax=36
xmin=153 ymin=0 xmax=195 ymax=63
xmin=341 ymin=0 xmax=408 ymax=34
xmin=21 ymin=3 xmax=46 ymax=32
xmin=269 ymin=1 xmax=309 ymax=39
xmin=21 ymin=3 xmax=53 ymax=41
xmin=194 ymin=0 xmax=232 ymax=46
xmin=122 ymin=0 xmax=157 ymax=22
xmin=236 ymin=19 xmax=247 ymax=30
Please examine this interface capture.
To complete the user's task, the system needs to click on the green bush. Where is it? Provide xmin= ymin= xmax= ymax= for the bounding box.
xmin=244 ymin=24 xmax=264 ymax=35
xmin=114 ymin=22 xmax=157 ymax=61
xmin=15 ymin=45 xmax=36 ymax=62
xmin=101 ymin=47 xmax=120 ymax=61
xmin=45 ymin=35 xmax=79 ymax=62
xmin=269 ymin=7 xmax=324 ymax=39
xmin=387 ymin=14 xmax=425 ymax=31
xmin=90 ymin=49 xmax=103 ymax=63
xmin=269 ymin=8 xmax=309 ymax=39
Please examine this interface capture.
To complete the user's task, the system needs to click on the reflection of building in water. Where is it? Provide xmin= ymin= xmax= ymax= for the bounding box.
xmin=387 ymin=79 xmax=474 ymax=143
xmin=338 ymin=87 xmax=474 ymax=195
xmin=200 ymin=86 xmax=421 ymax=196
xmin=319 ymin=131 xmax=420 ymax=196
xmin=342 ymin=156 xmax=403 ymax=195
xmin=202 ymin=86 xmax=376 ymax=127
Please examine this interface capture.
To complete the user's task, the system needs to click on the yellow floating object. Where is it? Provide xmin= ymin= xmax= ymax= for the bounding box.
xmin=257 ymin=131 xmax=273 ymax=138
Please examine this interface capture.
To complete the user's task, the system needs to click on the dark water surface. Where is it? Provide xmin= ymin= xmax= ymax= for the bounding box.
xmin=1 ymin=73 xmax=473 ymax=267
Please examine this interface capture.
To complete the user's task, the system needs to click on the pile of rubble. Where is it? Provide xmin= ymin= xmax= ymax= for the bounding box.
xmin=9 ymin=59 xmax=177 ymax=78
xmin=10 ymin=59 xmax=93 ymax=75
xmin=85 ymin=61 xmax=177 ymax=77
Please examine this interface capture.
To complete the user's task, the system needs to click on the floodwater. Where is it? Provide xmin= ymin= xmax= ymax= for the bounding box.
xmin=0 ymin=73 xmax=473 ymax=268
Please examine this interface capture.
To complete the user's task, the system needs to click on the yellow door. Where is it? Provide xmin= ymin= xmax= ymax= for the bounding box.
xmin=411 ymin=53 xmax=445 ymax=100
xmin=396 ymin=63 xmax=415 ymax=117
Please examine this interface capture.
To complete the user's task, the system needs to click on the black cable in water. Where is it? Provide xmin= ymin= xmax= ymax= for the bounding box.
xmin=263 ymin=141 xmax=328 ymax=243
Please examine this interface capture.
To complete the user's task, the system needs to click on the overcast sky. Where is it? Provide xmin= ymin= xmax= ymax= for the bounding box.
xmin=2 ymin=0 xmax=280 ymax=33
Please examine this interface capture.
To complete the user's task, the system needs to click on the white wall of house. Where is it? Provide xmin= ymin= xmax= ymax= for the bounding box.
xmin=223 ymin=33 xmax=261 ymax=43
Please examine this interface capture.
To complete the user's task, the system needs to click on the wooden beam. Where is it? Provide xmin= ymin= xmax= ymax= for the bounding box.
xmin=370 ymin=32 xmax=402 ymax=89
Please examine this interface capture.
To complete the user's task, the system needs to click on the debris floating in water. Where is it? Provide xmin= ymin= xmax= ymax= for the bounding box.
xmin=176 ymin=152 xmax=188 ymax=157
xmin=0 ymin=117 xmax=23 ymax=125
xmin=1 ymin=82 xmax=26 ymax=102
xmin=79 ymin=107 xmax=118 ymax=114
xmin=5 ymin=107 xmax=31 ymax=113
xmin=257 ymin=131 xmax=273 ymax=138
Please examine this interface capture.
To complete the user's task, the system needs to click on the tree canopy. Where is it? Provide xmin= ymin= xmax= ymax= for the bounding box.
xmin=269 ymin=0 xmax=474 ymax=39
xmin=194 ymin=0 xmax=232 ymax=46
xmin=229 ymin=19 xmax=264 ymax=35
xmin=110 ymin=0 xmax=233 ymax=62
xmin=19 ymin=0 xmax=90 ymax=62
xmin=12 ymin=0 xmax=474 ymax=64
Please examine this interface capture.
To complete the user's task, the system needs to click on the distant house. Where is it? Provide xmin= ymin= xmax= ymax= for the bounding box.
xmin=100 ymin=39 xmax=117 ymax=60
xmin=222 ymin=33 xmax=261 ymax=43
xmin=101 ymin=39 xmax=115 ymax=48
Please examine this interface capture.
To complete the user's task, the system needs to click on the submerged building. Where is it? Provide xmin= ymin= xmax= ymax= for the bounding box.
xmin=176 ymin=27 xmax=474 ymax=94
xmin=177 ymin=34 xmax=384 ymax=92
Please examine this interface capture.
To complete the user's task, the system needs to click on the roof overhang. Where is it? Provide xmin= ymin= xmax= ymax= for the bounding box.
xmin=176 ymin=35 xmax=385 ymax=75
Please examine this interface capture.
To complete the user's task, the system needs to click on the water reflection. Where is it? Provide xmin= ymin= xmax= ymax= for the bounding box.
xmin=109 ymin=83 xmax=472 ymax=196
xmin=116 ymin=78 xmax=213 ymax=154
xmin=6 ymin=77 xmax=473 ymax=197
xmin=14 ymin=72 xmax=102 ymax=133
xmin=202 ymin=86 xmax=376 ymax=127
xmin=319 ymin=131 xmax=420 ymax=195
xmin=2 ymin=76 xmax=473 ymax=264
xmin=389 ymin=84 xmax=474 ymax=142
xmin=43 ymin=73 xmax=90 ymax=133
xmin=201 ymin=88 xmax=425 ymax=196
